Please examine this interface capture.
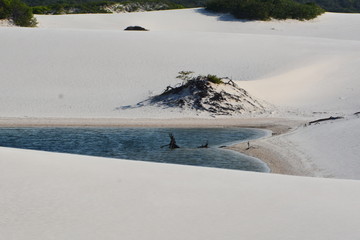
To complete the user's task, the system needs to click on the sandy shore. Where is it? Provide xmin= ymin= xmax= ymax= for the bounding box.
xmin=0 ymin=117 xmax=301 ymax=128
xmin=0 ymin=117 xmax=315 ymax=176
xmin=228 ymin=137 xmax=320 ymax=177
xmin=225 ymin=120 xmax=323 ymax=177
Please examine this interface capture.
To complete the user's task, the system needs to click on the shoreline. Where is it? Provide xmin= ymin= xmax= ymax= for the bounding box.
xmin=0 ymin=117 xmax=302 ymax=128
xmin=227 ymin=138 xmax=317 ymax=177
xmin=226 ymin=121 xmax=319 ymax=177
xmin=0 ymin=117 xmax=314 ymax=176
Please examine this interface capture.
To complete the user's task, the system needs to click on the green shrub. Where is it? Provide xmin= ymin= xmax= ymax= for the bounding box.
xmin=0 ymin=0 xmax=37 ymax=26
xmin=176 ymin=71 xmax=224 ymax=85
xmin=206 ymin=0 xmax=325 ymax=21
xmin=206 ymin=74 xmax=223 ymax=84
xmin=32 ymin=5 xmax=51 ymax=14
xmin=293 ymin=0 xmax=360 ymax=13
xmin=0 ymin=0 xmax=11 ymax=19
xmin=10 ymin=0 xmax=37 ymax=26
xmin=30 ymin=0 xmax=184 ymax=15
xmin=205 ymin=0 xmax=234 ymax=12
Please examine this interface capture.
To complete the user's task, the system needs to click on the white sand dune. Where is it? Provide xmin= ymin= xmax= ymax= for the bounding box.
xmin=1 ymin=8 xmax=360 ymax=239
xmin=1 ymin=9 xmax=359 ymax=118
xmin=36 ymin=9 xmax=360 ymax=41
xmin=286 ymin=117 xmax=360 ymax=179
xmin=1 ymin=147 xmax=360 ymax=240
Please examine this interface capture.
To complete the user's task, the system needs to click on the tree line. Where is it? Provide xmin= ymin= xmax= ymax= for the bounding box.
xmin=295 ymin=0 xmax=360 ymax=13
xmin=27 ymin=0 xmax=184 ymax=14
xmin=205 ymin=0 xmax=325 ymax=21
xmin=23 ymin=0 xmax=360 ymax=12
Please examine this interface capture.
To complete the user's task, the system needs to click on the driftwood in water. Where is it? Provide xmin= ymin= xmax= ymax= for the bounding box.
xmin=197 ymin=141 xmax=209 ymax=148
xmin=308 ymin=116 xmax=344 ymax=125
xmin=161 ymin=133 xmax=180 ymax=149
xmin=169 ymin=134 xmax=180 ymax=149
xmin=354 ymin=112 xmax=360 ymax=116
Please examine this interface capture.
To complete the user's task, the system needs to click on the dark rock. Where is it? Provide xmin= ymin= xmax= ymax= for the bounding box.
xmin=124 ymin=26 xmax=148 ymax=31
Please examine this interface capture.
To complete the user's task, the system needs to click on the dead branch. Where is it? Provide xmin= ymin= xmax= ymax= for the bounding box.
xmin=197 ymin=141 xmax=209 ymax=148
xmin=308 ymin=116 xmax=344 ymax=125
xmin=223 ymin=77 xmax=238 ymax=87
xmin=161 ymin=133 xmax=180 ymax=149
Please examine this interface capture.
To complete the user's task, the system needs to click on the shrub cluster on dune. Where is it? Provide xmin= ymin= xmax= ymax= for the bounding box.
xmin=0 ymin=0 xmax=37 ymax=26
xmin=206 ymin=0 xmax=325 ymax=20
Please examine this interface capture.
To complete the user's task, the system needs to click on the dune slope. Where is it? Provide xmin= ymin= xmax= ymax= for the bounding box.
xmin=1 ymin=147 xmax=360 ymax=240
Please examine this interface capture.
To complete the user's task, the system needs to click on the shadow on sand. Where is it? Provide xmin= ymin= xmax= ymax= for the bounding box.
xmin=194 ymin=8 xmax=252 ymax=23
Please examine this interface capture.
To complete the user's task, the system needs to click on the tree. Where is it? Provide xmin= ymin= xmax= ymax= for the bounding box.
xmin=0 ymin=0 xmax=37 ymax=26
xmin=10 ymin=0 xmax=37 ymax=26
xmin=0 ymin=0 xmax=11 ymax=19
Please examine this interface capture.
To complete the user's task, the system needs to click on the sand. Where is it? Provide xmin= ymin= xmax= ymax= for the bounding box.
xmin=1 ymin=8 xmax=360 ymax=239
xmin=229 ymin=132 xmax=325 ymax=177
xmin=1 ymin=146 xmax=360 ymax=240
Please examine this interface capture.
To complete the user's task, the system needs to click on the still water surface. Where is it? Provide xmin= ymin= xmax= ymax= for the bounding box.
xmin=0 ymin=127 xmax=269 ymax=172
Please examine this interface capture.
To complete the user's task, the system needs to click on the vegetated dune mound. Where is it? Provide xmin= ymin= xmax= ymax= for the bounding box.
xmin=122 ymin=74 xmax=267 ymax=116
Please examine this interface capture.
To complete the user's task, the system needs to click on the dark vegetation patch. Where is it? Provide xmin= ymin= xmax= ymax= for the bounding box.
xmin=205 ymin=0 xmax=325 ymax=21
xmin=29 ymin=0 xmax=184 ymax=14
xmin=294 ymin=0 xmax=360 ymax=13
xmin=23 ymin=0 xmax=360 ymax=14
xmin=124 ymin=25 xmax=148 ymax=30
xmin=0 ymin=0 xmax=37 ymax=26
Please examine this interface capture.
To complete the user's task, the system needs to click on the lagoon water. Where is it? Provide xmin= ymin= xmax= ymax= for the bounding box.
xmin=0 ymin=127 xmax=269 ymax=172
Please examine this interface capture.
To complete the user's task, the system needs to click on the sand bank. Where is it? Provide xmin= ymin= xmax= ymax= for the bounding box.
xmin=225 ymin=120 xmax=324 ymax=177
xmin=228 ymin=136 xmax=322 ymax=177
xmin=0 ymin=116 xmax=301 ymax=128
